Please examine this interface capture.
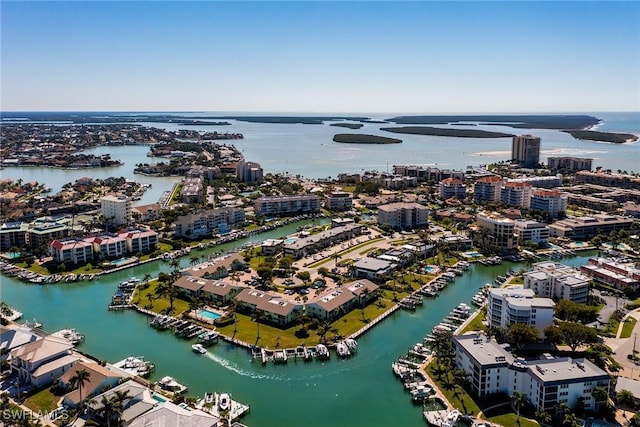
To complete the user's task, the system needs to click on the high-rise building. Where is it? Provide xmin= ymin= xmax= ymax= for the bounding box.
xmin=100 ymin=194 xmax=132 ymax=226
xmin=511 ymin=134 xmax=541 ymax=168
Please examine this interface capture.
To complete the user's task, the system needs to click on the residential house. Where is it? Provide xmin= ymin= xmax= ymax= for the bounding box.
xmin=10 ymin=336 xmax=79 ymax=387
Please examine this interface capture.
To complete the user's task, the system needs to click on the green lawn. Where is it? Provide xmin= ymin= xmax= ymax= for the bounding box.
xmin=485 ymin=411 xmax=539 ymax=427
xmin=132 ymin=280 xmax=190 ymax=316
xmin=23 ymin=387 xmax=59 ymax=412
xmin=459 ymin=310 xmax=486 ymax=335
xmin=306 ymin=238 xmax=384 ymax=268
xmin=216 ymin=298 xmax=393 ymax=348
xmin=621 ymin=317 xmax=638 ymax=338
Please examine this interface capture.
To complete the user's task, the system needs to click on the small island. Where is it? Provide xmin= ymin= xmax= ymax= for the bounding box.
xmin=330 ymin=123 xmax=364 ymax=130
xmin=332 ymin=133 xmax=402 ymax=144
xmin=380 ymin=126 xmax=514 ymax=139
xmin=562 ymin=129 xmax=638 ymax=144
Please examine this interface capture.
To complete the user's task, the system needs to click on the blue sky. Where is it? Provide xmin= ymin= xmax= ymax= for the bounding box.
xmin=1 ymin=1 xmax=639 ymax=113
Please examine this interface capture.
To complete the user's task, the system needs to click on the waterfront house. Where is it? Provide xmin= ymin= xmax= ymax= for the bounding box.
xmin=117 ymin=228 xmax=159 ymax=254
xmin=235 ymin=289 xmax=301 ymax=327
xmin=87 ymin=380 xmax=157 ymax=425
xmin=0 ymin=325 xmax=41 ymax=362
xmin=10 ymin=335 xmax=79 ymax=387
xmin=351 ymin=257 xmax=397 ymax=282
xmin=59 ymin=361 xmax=125 ymax=408
xmin=453 ymin=333 xmax=610 ymax=411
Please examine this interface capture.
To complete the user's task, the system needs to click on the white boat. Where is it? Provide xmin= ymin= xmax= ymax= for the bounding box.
xmin=204 ymin=392 xmax=214 ymax=405
xmin=218 ymin=393 xmax=230 ymax=412
xmin=345 ymin=338 xmax=358 ymax=352
xmin=157 ymin=376 xmax=188 ymax=395
xmin=336 ymin=342 xmax=351 ymax=358
xmin=316 ymin=344 xmax=330 ymax=359
xmin=51 ymin=328 xmax=84 ymax=345
xmin=442 ymin=409 xmax=460 ymax=427
xmin=192 ymin=343 xmax=207 ymax=354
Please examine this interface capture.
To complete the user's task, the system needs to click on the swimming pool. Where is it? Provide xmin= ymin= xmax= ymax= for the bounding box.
xmin=197 ymin=309 xmax=221 ymax=321
xmin=284 ymin=238 xmax=298 ymax=244
xmin=462 ymin=251 xmax=482 ymax=258
xmin=424 ymin=266 xmax=436 ymax=273
xmin=112 ymin=258 xmax=132 ymax=266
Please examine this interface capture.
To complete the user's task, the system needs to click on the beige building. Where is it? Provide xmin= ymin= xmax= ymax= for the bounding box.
xmin=377 ymin=202 xmax=429 ymax=229
xmin=100 ymin=194 xmax=132 ymax=226
xmin=475 ymin=212 xmax=516 ymax=253
xmin=473 ymin=175 xmax=503 ymax=203
xmin=511 ymin=134 xmax=541 ymax=168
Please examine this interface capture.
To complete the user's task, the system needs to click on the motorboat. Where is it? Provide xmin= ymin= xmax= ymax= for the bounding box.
xmin=442 ymin=409 xmax=460 ymax=427
xmin=336 ymin=341 xmax=351 ymax=358
xmin=51 ymin=328 xmax=84 ymax=345
xmin=345 ymin=338 xmax=358 ymax=352
xmin=204 ymin=392 xmax=214 ymax=405
xmin=218 ymin=393 xmax=230 ymax=412
xmin=316 ymin=344 xmax=330 ymax=359
xmin=156 ymin=376 xmax=188 ymax=395
xmin=192 ymin=343 xmax=207 ymax=354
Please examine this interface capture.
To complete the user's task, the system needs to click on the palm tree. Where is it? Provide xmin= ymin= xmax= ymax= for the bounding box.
xmin=70 ymin=369 xmax=91 ymax=411
xmin=535 ymin=409 xmax=552 ymax=426
xmin=189 ymin=256 xmax=199 ymax=267
xmin=616 ymin=389 xmax=636 ymax=410
xmin=562 ymin=412 xmax=580 ymax=427
xmin=110 ymin=389 xmax=130 ymax=425
xmin=591 ymin=386 xmax=609 ymax=409
xmin=511 ymin=391 xmax=528 ymax=426
xmin=252 ymin=309 xmax=264 ymax=343
xmin=317 ymin=321 xmax=332 ymax=344
xmin=97 ymin=395 xmax=115 ymax=427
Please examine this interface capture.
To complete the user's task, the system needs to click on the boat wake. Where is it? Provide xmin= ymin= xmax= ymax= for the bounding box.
xmin=204 ymin=352 xmax=288 ymax=380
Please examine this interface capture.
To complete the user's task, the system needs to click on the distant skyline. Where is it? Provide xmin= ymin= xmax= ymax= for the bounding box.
xmin=1 ymin=1 xmax=639 ymax=113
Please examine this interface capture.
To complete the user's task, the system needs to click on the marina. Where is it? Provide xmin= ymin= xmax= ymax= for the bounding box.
xmin=2 ymin=243 xmax=597 ymax=427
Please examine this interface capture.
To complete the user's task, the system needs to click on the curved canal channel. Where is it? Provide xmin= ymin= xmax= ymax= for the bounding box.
xmin=1 ymin=222 xmax=596 ymax=427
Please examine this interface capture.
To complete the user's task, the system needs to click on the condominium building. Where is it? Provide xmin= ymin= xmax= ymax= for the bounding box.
xmin=487 ymin=288 xmax=555 ymax=331
xmin=453 ymin=333 xmax=610 ymax=411
xmin=547 ymin=157 xmax=593 ymax=172
xmin=324 ymin=191 xmax=353 ymax=211
xmin=473 ymin=176 xmax=503 ymax=203
xmin=179 ymin=177 xmax=203 ymax=204
xmin=511 ymin=134 xmax=541 ymax=168
xmin=507 ymin=175 xmax=563 ymax=189
xmin=235 ymin=289 xmax=301 ymax=327
xmin=513 ymin=220 xmax=550 ymax=245
xmin=580 ymin=257 xmax=640 ymax=291
xmin=524 ymin=261 xmax=589 ymax=304
xmin=49 ymin=238 xmax=94 ymax=265
xmin=236 ymin=160 xmax=264 ymax=183
xmin=0 ymin=222 xmax=28 ymax=250
xmin=283 ymin=223 xmax=363 ymax=259
xmin=501 ymin=182 xmax=532 ymax=209
xmin=377 ymin=202 xmax=429 ymax=229
xmin=117 ymin=228 xmax=159 ymax=254
xmin=100 ymin=194 xmax=132 ymax=226
xmin=439 ymin=178 xmax=466 ymax=200
xmin=87 ymin=235 xmax=128 ymax=259
xmin=174 ymin=208 xmax=246 ymax=238
xmin=475 ymin=212 xmax=516 ymax=253
xmin=530 ymin=190 xmax=567 ymax=218
xmin=549 ymin=214 xmax=636 ymax=240
xmin=254 ymin=195 xmax=320 ymax=217
xmin=392 ymin=165 xmax=465 ymax=182
xmin=575 ymin=171 xmax=640 ymax=189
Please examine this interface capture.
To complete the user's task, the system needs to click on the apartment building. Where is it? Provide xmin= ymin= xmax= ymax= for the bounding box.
xmin=580 ymin=257 xmax=640 ymax=291
xmin=439 ymin=178 xmax=466 ymax=200
xmin=118 ymin=228 xmax=159 ymax=254
xmin=100 ymin=194 xmax=132 ymax=226
xmin=453 ymin=333 xmax=610 ymax=411
xmin=324 ymin=191 xmax=353 ymax=211
xmin=487 ymin=288 xmax=555 ymax=332
xmin=473 ymin=176 xmax=503 ymax=203
xmin=530 ymin=190 xmax=567 ymax=218
xmin=524 ymin=261 xmax=589 ymax=304
xmin=283 ymin=223 xmax=363 ymax=259
xmin=508 ymin=175 xmax=563 ymax=189
xmin=377 ymin=202 xmax=429 ymax=229
xmin=254 ymin=195 xmax=320 ymax=217
xmin=513 ymin=220 xmax=550 ymax=245
xmin=179 ymin=177 xmax=203 ymax=204
xmin=392 ymin=165 xmax=465 ymax=182
xmin=511 ymin=134 xmax=541 ymax=168
xmin=501 ymin=182 xmax=532 ymax=209
xmin=49 ymin=238 xmax=94 ymax=264
xmin=475 ymin=212 xmax=516 ymax=253
xmin=549 ymin=214 xmax=636 ymax=240
xmin=575 ymin=171 xmax=640 ymax=189
xmin=547 ymin=157 xmax=593 ymax=172
xmin=174 ymin=207 xmax=246 ymax=238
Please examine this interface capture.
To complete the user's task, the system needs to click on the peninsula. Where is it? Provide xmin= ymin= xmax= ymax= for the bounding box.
xmin=380 ymin=126 xmax=514 ymax=139
xmin=563 ymin=129 xmax=639 ymax=144
xmin=386 ymin=114 xmax=601 ymax=130
xmin=332 ymin=133 xmax=402 ymax=144
xmin=329 ymin=123 xmax=364 ymax=129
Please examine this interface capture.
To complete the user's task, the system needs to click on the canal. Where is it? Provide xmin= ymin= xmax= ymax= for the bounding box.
xmin=1 ymin=235 xmax=597 ymax=427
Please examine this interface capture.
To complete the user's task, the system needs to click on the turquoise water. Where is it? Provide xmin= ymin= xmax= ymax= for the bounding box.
xmin=112 ymin=258 xmax=133 ymax=266
xmin=284 ymin=237 xmax=298 ymax=244
xmin=1 ymin=241 xmax=597 ymax=427
xmin=2 ymin=252 xmax=21 ymax=259
xmin=462 ymin=251 xmax=482 ymax=258
xmin=197 ymin=309 xmax=221 ymax=321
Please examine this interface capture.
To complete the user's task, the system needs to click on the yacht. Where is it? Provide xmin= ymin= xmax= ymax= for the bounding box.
xmin=51 ymin=328 xmax=84 ymax=345
xmin=192 ymin=343 xmax=207 ymax=354
xmin=156 ymin=376 xmax=188 ymax=395
xmin=218 ymin=393 xmax=230 ymax=412
xmin=442 ymin=409 xmax=460 ymax=427
xmin=345 ymin=338 xmax=358 ymax=352
xmin=336 ymin=341 xmax=351 ymax=358
xmin=316 ymin=344 xmax=330 ymax=359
